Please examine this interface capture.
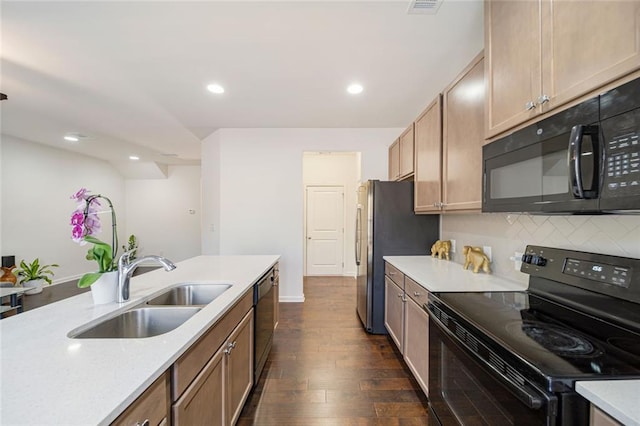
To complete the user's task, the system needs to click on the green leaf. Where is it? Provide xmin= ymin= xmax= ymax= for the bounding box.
xmin=78 ymin=272 xmax=102 ymax=288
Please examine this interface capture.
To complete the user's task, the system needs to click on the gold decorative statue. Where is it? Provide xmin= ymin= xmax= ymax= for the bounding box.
xmin=431 ymin=240 xmax=451 ymax=261
xmin=463 ymin=246 xmax=491 ymax=274
xmin=0 ymin=266 xmax=17 ymax=285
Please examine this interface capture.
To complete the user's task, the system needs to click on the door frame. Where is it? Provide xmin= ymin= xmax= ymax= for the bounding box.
xmin=303 ymin=184 xmax=346 ymax=276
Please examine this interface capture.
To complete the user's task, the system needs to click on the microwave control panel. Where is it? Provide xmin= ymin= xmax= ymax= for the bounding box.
xmin=604 ymin=129 xmax=640 ymax=196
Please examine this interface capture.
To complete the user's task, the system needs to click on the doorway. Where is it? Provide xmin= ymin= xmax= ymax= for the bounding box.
xmin=302 ymin=152 xmax=361 ymax=277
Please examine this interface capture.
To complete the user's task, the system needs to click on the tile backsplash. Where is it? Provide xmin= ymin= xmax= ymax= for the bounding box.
xmin=441 ymin=213 xmax=640 ymax=284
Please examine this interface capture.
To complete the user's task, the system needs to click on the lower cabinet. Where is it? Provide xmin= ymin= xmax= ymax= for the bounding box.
xmin=403 ymin=277 xmax=429 ymax=396
xmin=111 ymin=372 xmax=170 ymax=426
xmin=590 ymin=405 xmax=622 ymax=426
xmin=225 ymin=310 xmax=254 ymax=425
xmin=384 ymin=275 xmax=405 ymax=352
xmin=384 ymin=262 xmax=430 ymax=397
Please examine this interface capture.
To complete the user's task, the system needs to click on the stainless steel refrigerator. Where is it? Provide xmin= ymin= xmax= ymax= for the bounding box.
xmin=356 ymin=180 xmax=439 ymax=334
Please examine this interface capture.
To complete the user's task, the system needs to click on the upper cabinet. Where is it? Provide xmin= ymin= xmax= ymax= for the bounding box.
xmin=485 ymin=0 xmax=640 ymax=138
xmin=388 ymin=125 xmax=415 ymax=181
xmin=414 ymin=96 xmax=443 ymax=212
xmin=415 ymin=53 xmax=485 ymax=214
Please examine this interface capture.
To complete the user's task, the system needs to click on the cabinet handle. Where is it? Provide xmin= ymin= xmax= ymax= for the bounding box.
xmin=414 ymin=292 xmax=421 ymax=297
xmin=223 ymin=341 xmax=237 ymax=355
xmin=397 ymin=293 xmax=403 ymax=298
xmin=525 ymin=101 xmax=536 ymax=111
xmin=135 ymin=420 xmax=149 ymax=426
xmin=537 ymin=94 xmax=550 ymax=105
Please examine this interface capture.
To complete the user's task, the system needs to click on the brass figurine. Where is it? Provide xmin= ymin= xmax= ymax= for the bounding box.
xmin=463 ymin=246 xmax=491 ymax=274
xmin=431 ymin=240 xmax=451 ymax=261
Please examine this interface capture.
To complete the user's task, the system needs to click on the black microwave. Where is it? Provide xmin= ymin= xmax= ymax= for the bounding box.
xmin=482 ymin=77 xmax=640 ymax=214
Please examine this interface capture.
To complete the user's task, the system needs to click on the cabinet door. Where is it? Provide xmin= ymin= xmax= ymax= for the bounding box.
xmin=443 ymin=54 xmax=485 ymax=212
xmin=590 ymin=405 xmax=622 ymax=426
xmin=404 ymin=298 xmax=429 ymax=397
xmin=389 ymin=140 xmax=400 ymax=180
xmin=384 ymin=276 xmax=404 ymax=353
xmin=399 ymin=124 xmax=415 ymax=178
xmin=225 ymin=310 xmax=254 ymax=426
xmin=542 ymin=0 xmax=640 ymax=112
xmin=414 ymin=95 xmax=443 ymax=213
xmin=485 ymin=0 xmax=541 ymax=138
xmin=173 ymin=348 xmax=225 ymax=426
xmin=112 ymin=372 xmax=170 ymax=426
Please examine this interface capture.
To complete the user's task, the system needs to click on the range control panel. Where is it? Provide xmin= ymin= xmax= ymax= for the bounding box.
xmin=520 ymin=245 xmax=640 ymax=304
xmin=563 ymin=258 xmax=631 ymax=288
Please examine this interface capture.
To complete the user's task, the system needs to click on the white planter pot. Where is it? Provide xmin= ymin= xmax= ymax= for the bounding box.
xmin=23 ymin=279 xmax=45 ymax=295
xmin=91 ymin=271 xmax=118 ymax=305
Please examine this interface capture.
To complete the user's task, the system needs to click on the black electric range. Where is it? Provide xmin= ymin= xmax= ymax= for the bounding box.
xmin=427 ymin=246 xmax=640 ymax=426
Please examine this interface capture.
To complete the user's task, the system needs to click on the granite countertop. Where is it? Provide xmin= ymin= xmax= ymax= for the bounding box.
xmin=0 ymin=255 xmax=279 ymax=426
xmin=383 ymin=255 xmax=527 ymax=292
xmin=576 ymin=380 xmax=640 ymax=426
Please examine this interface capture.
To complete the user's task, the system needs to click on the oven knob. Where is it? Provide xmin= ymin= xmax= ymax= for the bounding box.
xmin=532 ymin=255 xmax=547 ymax=266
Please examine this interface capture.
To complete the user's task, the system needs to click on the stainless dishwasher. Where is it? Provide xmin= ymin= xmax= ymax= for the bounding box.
xmin=254 ymin=267 xmax=276 ymax=382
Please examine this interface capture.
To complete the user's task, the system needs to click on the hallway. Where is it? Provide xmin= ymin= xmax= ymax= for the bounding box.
xmin=238 ymin=276 xmax=429 ymax=425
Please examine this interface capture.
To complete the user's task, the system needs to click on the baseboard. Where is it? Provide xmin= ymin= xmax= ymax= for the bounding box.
xmin=279 ymin=295 xmax=305 ymax=303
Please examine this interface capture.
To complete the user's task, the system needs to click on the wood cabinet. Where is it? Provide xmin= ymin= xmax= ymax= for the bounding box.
xmin=384 ymin=275 xmax=404 ymax=352
xmin=414 ymin=96 xmax=443 ymax=212
xmin=415 ymin=52 xmax=484 ymax=213
xmin=274 ymin=266 xmax=280 ymax=329
xmin=388 ymin=125 xmax=415 ymax=181
xmin=112 ymin=372 xmax=170 ymax=426
xmin=485 ymin=0 xmax=640 ymax=138
xmin=590 ymin=405 xmax=622 ymax=426
xmin=225 ymin=310 xmax=254 ymax=425
xmin=172 ymin=289 xmax=254 ymax=426
xmin=388 ymin=139 xmax=400 ymax=180
xmin=384 ymin=263 xmax=429 ymax=397
xmin=404 ymin=276 xmax=429 ymax=396
xmin=442 ymin=53 xmax=485 ymax=212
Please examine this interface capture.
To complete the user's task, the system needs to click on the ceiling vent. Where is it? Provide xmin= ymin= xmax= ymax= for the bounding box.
xmin=407 ymin=0 xmax=444 ymax=15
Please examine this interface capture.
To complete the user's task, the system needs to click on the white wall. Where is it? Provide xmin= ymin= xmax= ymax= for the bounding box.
xmin=442 ymin=213 xmax=640 ymax=284
xmin=303 ymin=152 xmax=360 ymax=276
xmin=125 ymin=165 xmax=202 ymax=262
xmin=201 ymin=128 xmax=401 ymax=302
xmin=1 ymin=135 xmax=125 ymax=282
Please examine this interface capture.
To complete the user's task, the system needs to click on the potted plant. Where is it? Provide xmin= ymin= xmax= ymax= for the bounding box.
xmin=14 ymin=258 xmax=59 ymax=295
xmin=122 ymin=234 xmax=139 ymax=260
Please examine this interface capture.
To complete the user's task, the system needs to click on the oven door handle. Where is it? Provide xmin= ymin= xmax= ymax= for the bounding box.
xmin=429 ymin=309 xmax=550 ymax=411
xmin=569 ymin=124 xmax=600 ymax=199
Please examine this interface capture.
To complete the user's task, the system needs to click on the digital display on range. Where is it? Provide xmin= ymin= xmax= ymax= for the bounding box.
xmin=563 ymin=258 xmax=631 ymax=288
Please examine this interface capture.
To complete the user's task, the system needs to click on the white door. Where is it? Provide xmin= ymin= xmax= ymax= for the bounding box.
xmin=305 ymin=186 xmax=345 ymax=275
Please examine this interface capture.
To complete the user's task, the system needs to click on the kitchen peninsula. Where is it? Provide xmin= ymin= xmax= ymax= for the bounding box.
xmin=0 ymin=255 xmax=279 ymax=425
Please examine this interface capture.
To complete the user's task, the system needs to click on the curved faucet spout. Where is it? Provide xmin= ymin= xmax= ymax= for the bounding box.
xmin=117 ymin=251 xmax=176 ymax=303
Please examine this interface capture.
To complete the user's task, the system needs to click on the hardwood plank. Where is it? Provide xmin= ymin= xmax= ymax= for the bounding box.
xmin=238 ymin=276 xmax=429 ymax=424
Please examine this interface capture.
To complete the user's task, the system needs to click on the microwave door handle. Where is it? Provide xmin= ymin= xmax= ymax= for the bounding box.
xmin=569 ymin=125 xmax=586 ymax=198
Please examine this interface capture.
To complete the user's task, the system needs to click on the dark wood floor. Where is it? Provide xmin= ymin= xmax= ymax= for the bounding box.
xmin=238 ymin=276 xmax=429 ymax=425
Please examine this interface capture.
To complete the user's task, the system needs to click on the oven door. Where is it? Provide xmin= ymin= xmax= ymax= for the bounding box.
xmin=428 ymin=314 xmax=557 ymax=426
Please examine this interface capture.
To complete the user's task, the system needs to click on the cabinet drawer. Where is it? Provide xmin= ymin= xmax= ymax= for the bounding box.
xmin=172 ymin=289 xmax=253 ymax=400
xmin=385 ymin=262 xmax=404 ymax=287
xmin=405 ymin=276 xmax=428 ymax=307
xmin=112 ymin=371 xmax=170 ymax=426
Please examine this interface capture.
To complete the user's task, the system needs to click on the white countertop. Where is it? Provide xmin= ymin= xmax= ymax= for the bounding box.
xmin=0 ymin=255 xmax=279 ymax=426
xmin=383 ymin=256 xmax=527 ymax=292
xmin=0 ymin=286 xmax=29 ymax=297
xmin=577 ymin=380 xmax=640 ymax=426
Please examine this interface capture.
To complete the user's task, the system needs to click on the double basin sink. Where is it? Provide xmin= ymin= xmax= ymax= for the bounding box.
xmin=69 ymin=284 xmax=232 ymax=339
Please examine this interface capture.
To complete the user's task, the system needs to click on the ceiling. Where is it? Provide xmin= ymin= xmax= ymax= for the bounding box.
xmin=1 ymin=0 xmax=484 ymax=177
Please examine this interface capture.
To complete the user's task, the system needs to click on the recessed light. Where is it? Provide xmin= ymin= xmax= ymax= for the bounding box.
xmin=207 ymin=84 xmax=225 ymax=94
xmin=64 ymin=135 xmax=79 ymax=142
xmin=129 ymin=156 xmax=140 ymax=161
xmin=347 ymin=83 xmax=364 ymax=95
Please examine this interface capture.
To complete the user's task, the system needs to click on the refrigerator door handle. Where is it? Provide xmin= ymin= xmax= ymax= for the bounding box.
xmin=355 ymin=205 xmax=362 ymax=265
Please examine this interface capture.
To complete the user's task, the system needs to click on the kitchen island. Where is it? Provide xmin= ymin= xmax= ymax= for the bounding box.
xmin=0 ymin=255 xmax=279 ymax=426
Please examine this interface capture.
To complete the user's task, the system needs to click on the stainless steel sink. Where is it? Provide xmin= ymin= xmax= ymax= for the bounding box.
xmin=69 ymin=307 xmax=201 ymax=339
xmin=146 ymin=284 xmax=232 ymax=306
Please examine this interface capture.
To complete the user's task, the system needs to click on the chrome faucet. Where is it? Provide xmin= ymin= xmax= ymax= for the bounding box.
xmin=117 ymin=251 xmax=176 ymax=303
